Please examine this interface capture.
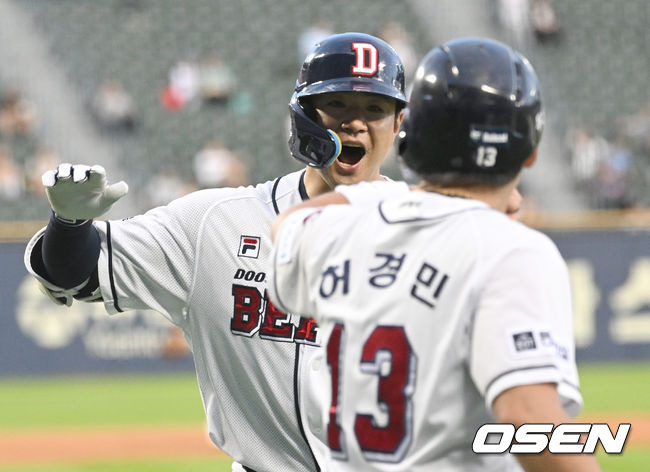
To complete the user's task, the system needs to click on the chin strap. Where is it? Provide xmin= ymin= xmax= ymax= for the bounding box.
xmin=288 ymin=95 xmax=342 ymax=168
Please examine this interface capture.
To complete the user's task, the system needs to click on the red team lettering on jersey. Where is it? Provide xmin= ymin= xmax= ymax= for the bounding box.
xmin=231 ymin=284 xmax=264 ymax=336
xmin=231 ymin=281 xmax=319 ymax=344
xmin=261 ymin=292 xmax=295 ymax=341
xmin=327 ymin=323 xmax=346 ymax=458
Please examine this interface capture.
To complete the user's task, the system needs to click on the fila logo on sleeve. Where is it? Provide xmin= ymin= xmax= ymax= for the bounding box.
xmin=238 ymin=235 xmax=261 ymax=259
xmin=351 ymin=42 xmax=378 ymax=76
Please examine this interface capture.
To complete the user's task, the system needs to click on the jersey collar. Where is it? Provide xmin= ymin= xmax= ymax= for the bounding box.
xmin=298 ymin=170 xmax=309 ymax=201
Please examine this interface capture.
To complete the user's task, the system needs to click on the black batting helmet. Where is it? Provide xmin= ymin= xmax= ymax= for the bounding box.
xmin=399 ymin=37 xmax=544 ymax=185
xmin=289 ymin=32 xmax=407 ymax=168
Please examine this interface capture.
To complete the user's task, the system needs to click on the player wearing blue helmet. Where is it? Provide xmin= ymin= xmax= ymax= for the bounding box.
xmin=24 ymin=32 xmax=405 ymax=472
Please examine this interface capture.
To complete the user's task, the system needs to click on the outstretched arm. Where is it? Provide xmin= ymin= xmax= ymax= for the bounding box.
xmin=25 ymin=163 xmax=128 ymax=305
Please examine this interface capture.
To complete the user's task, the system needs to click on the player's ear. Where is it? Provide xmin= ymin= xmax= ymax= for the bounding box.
xmin=523 ymin=148 xmax=538 ymax=168
xmin=393 ymin=107 xmax=405 ymax=134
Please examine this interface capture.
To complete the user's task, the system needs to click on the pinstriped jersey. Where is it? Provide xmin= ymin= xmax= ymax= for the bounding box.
xmin=269 ymin=188 xmax=582 ymax=472
xmin=93 ymin=170 xmax=326 ymax=472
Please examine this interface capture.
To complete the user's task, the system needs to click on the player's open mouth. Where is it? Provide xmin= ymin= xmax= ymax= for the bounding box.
xmin=337 ymin=144 xmax=366 ymax=166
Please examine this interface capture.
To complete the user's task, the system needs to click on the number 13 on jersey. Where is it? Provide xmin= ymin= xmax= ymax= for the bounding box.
xmin=326 ymin=323 xmax=417 ymax=463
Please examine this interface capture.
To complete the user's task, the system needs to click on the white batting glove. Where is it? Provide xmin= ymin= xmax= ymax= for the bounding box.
xmin=41 ymin=163 xmax=129 ymax=221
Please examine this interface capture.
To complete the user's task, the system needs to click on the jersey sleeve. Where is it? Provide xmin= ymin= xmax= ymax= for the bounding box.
xmin=268 ymin=208 xmax=323 ymax=317
xmin=469 ymin=233 xmax=583 ymax=417
xmin=269 ymin=206 xmax=353 ymax=319
xmin=94 ymin=190 xmax=216 ymax=325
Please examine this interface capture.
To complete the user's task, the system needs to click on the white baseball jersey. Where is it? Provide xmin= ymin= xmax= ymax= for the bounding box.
xmin=93 ymin=170 xmax=327 ymax=471
xmin=270 ymin=189 xmax=582 ymax=471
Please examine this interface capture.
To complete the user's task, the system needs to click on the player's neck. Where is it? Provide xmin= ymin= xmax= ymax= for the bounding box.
xmin=302 ymin=167 xmax=332 ymax=198
xmin=302 ymin=167 xmax=384 ymax=199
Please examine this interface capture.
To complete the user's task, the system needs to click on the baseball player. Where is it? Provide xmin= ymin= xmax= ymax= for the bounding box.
xmin=269 ymin=38 xmax=602 ymax=471
xmin=24 ymin=33 xmax=406 ymax=472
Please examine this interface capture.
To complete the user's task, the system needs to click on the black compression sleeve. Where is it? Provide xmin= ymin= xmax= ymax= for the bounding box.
xmin=42 ymin=212 xmax=101 ymax=289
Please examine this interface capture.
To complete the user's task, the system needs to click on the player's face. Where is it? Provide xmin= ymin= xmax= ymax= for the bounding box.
xmin=307 ymin=92 xmax=403 ymax=190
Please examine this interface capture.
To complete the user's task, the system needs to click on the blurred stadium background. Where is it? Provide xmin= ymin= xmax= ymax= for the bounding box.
xmin=0 ymin=0 xmax=648 ymax=471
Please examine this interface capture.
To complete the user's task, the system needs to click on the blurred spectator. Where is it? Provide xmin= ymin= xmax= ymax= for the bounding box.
xmin=498 ymin=0 xmax=532 ymax=48
xmin=160 ymin=60 xmax=199 ymax=111
xmin=143 ymin=166 xmax=196 ymax=207
xmin=530 ymin=0 xmax=561 ymax=44
xmin=596 ymin=136 xmax=634 ymax=209
xmin=297 ymin=21 xmax=333 ymax=63
xmin=91 ymin=79 xmax=138 ymax=131
xmin=617 ymin=100 xmax=650 ymax=154
xmin=378 ymin=22 xmax=418 ymax=79
xmin=192 ymin=140 xmax=249 ymax=189
xmin=0 ymin=89 xmax=37 ymax=137
xmin=25 ymin=146 xmax=60 ymax=197
xmin=0 ymin=143 xmax=24 ymax=200
xmin=198 ymin=54 xmax=237 ymax=105
xmin=227 ymin=90 xmax=254 ymax=115
xmin=566 ymin=126 xmax=609 ymax=201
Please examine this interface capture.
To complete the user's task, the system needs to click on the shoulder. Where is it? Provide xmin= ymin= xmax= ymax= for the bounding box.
xmin=117 ymin=180 xmax=280 ymax=240
xmin=268 ymin=170 xmax=305 ymax=213
xmin=167 ymin=175 xmax=292 ymax=216
xmin=335 ymin=179 xmax=410 ymax=206
xmin=475 ymin=215 xmax=567 ymax=276
xmin=503 ymin=220 xmax=562 ymax=259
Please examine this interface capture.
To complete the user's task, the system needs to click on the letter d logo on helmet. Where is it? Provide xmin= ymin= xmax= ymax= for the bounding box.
xmin=288 ymin=32 xmax=406 ymax=168
xmin=351 ymin=43 xmax=378 ymax=75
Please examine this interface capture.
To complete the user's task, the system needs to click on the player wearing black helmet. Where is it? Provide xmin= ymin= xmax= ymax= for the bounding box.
xmin=400 ymin=37 xmax=543 ymax=185
xmin=24 ymin=33 xmax=406 ymax=472
xmin=270 ymin=38 xmax=601 ymax=471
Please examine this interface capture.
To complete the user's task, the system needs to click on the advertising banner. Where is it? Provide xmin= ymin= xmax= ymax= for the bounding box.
xmin=1 ymin=227 xmax=649 ymax=375
xmin=1 ymin=242 xmax=194 ymax=375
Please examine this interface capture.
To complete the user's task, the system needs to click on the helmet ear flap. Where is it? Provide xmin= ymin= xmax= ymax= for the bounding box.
xmin=288 ymin=95 xmax=341 ymax=168
xmin=298 ymin=96 xmax=319 ymax=122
